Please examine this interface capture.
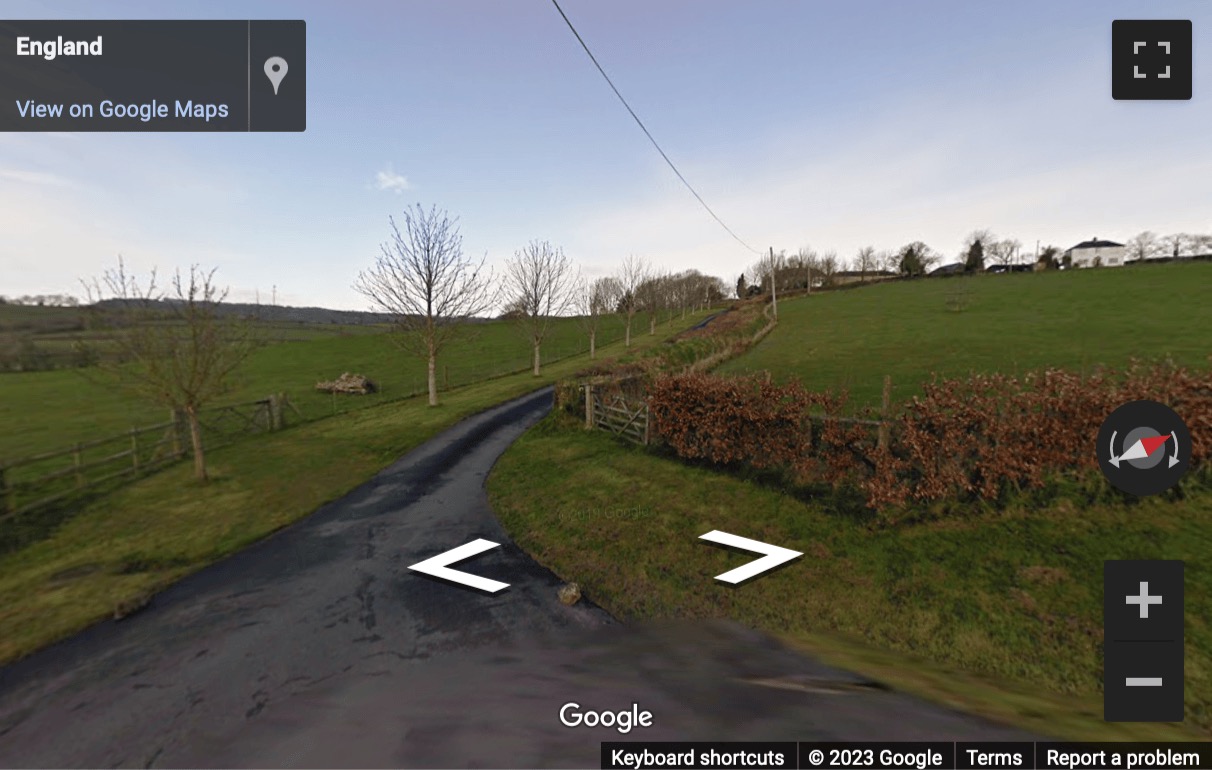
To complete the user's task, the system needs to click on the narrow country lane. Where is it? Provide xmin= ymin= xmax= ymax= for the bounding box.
xmin=0 ymin=387 xmax=1037 ymax=769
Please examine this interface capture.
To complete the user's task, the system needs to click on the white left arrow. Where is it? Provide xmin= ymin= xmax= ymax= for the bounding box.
xmin=700 ymin=530 xmax=803 ymax=584
xmin=408 ymin=539 xmax=510 ymax=593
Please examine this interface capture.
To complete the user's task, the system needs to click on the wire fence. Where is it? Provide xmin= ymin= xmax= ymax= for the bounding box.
xmin=0 ymin=394 xmax=296 ymax=528
xmin=0 ymin=307 xmax=725 ymax=543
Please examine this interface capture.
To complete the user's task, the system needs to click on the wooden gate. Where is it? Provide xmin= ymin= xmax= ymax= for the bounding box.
xmin=585 ymin=385 xmax=649 ymax=445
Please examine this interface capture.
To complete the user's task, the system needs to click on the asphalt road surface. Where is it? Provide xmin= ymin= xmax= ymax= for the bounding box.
xmin=0 ymin=387 xmax=1037 ymax=769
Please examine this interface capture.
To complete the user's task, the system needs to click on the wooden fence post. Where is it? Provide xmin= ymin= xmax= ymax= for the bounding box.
xmin=643 ymin=404 xmax=650 ymax=445
xmin=130 ymin=428 xmax=140 ymax=472
xmin=584 ymin=384 xmax=593 ymax=429
xmin=878 ymin=374 xmax=892 ymax=451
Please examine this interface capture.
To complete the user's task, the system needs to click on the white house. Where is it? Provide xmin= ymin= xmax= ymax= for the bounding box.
xmin=1064 ymin=238 xmax=1126 ymax=268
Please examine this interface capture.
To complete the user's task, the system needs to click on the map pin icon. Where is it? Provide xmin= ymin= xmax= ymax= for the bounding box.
xmin=264 ymin=56 xmax=288 ymax=95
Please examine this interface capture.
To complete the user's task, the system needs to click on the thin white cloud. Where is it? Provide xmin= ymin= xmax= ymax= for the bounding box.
xmin=0 ymin=168 xmax=75 ymax=186
xmin=555 ymin=52 xmax=1212 ymax=280
xmin=374 ymin=164 xmax=411 ymax=193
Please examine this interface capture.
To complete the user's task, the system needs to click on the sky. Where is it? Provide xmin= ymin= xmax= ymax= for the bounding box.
xmin=2 ymin=0 xmax=1210 ymax=310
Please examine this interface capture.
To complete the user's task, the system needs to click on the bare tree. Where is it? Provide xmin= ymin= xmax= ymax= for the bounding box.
xmin=989 ymin=238 xmax=1022 ymax=267
xmin=1189 ymin=233 xmax=1212 ymax=255
xmin=616 ymin=255 xmax=649 ymax=346
xmin=876 ymin=249 xmax=899 ymax=274
xmin=855 ymin=246 xmax=878 ymax=282
xmin=667 ymin=270 xmax=689 ymax=319
xmin=818 ymin=250 xmax=839 ymax=286
xmin=701 ymin=274 xmax=727 ymax=307
xmin=503 ymin=240 xmax=579 ymax=376
xmin=80 ymin=257 xmax=258 ymax=482
xmin=577 ymin=275 xmax=620 ymax=359
xmin=1162 ymin=232 xmax=1189 ymax=258
xmin=636 ymin=269 xmax=670 ymax=335
xmin=794 ymin=246 xmax=818 ymax=293
xmin=668 ymin=269 xmax=713 ymax=318
xmin=1126 ymin=231 xmax=1162 ymax=262
xmin=685 ymin=269 xmax=719 ymax=314
xmin=745 ymin=260 xmax=765 ymax=294
xmin=353 ymin=204 xmax=496 ymax=407
xmin=896 ymin=241 xmax=938 ymax=276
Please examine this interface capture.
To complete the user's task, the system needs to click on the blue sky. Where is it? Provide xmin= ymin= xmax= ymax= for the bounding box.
xmin=2 ymin=0 xmax=1210 ymax=310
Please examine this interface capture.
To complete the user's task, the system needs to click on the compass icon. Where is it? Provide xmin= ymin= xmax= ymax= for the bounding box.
xmin=1098 ymin=400 xmax=1190 ymax=496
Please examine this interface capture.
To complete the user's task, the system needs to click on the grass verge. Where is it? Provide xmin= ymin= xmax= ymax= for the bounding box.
xmin=487 ymin=416 xmax=1212 ymax=739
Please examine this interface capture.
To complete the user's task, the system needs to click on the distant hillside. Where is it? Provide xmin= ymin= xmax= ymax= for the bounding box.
xmin=89 ymin=299 xmax=505 ymax=325
xmin=91 ymin=299 xmax=397 ymax=325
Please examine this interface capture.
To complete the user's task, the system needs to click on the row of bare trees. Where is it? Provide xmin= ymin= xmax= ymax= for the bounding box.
xmin=611 ymin=259 xmax=729 ymax=339
xmin=575 ymin=257 xmax=712 ymax=356
xmin=0 ymin=293 xmax=81 ymax=307
xmin=353 ymin=205 xmax=730 ymax=409
xmin=741 ymin=241 xmax=946 ymax=302
xmin=76 ymin=204 xmax=732 ymax=482
xmin=1125 ymin=231 xmax=1212 ymax=261
xmin=744 ymin=225 xmax=1212 ymax=290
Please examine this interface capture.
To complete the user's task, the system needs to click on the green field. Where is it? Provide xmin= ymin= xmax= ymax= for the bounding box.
xmin=0 ymin=310 xmax=703 ymax=665
xmin=485 ymin=262 xmax=1212 ymax=738
xmin=488 ymin=420 xmax=1212 ymax=739
xmin=0 ymin=303 xmax=83 ymax=330
xmin=0 ymin=303 xmax=392 ymax=372
xmin=0 ymin=312 xmax=632 ymax=461
xmin=718 ymin=262 xmax=1212 ymax=407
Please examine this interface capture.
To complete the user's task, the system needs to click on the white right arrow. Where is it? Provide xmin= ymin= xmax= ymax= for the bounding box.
xmin=700 ymin=530 xmax=802 ymax=584
xmin=408 ymin=539 xmax=510 ymax=593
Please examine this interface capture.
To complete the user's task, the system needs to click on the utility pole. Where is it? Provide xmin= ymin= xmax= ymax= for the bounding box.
xmin=769 ymin=246 xmax=778 ymax=320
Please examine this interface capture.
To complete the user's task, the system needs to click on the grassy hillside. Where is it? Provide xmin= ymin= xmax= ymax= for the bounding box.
xmin=486 ymin=262 xmax=1212 ymax=738
xmin=718 ymin=262 xmax=1212 ymax=407
xmin=488 ymin=421 xmax=1212 ymax=739
xmin=0 ymin=303 xmax=85 ymax=330
xmin=0 ymin=313 xmax=630 ymax=460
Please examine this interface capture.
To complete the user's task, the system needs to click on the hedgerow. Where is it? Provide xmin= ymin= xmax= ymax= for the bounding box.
xmin=647 ymin=360 xmax=1212 ymax=522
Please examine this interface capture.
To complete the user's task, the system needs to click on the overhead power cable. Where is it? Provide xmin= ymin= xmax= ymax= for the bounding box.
xmin=550 ymin=0 xmax=762 ymax=255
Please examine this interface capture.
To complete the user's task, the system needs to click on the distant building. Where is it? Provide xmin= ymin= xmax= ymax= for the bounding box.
xmin=929 ymin=262 xmax=965 ymax=276
xmin=1065 ymin=237 xmax=1126 ymax=268
xmin=831 ymin=269 xmax=897 ymax=285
